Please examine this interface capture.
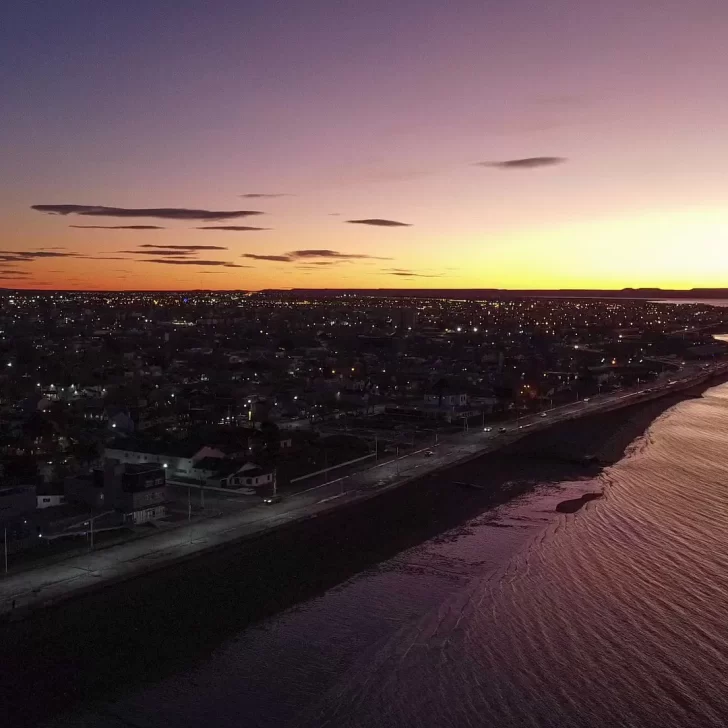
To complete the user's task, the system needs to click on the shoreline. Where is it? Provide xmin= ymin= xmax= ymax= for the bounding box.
xmin=0 ymin=376 xmax=711 ymax=623
xmin=2 ymin=374 xmax=726 ymax=726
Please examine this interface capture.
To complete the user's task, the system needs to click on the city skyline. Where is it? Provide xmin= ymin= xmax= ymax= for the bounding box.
xmin=3 ymin=1 xmax=728 ymax=291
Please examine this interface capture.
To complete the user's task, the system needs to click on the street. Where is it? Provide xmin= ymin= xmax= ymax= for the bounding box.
xmin=1 ymin=360 xmax=726 ymax=619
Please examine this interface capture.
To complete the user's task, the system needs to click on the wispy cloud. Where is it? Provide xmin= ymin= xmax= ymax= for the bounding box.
xmin=145 ymin=259 xmax=249 ymax=268
xmin=0 ymin=250 xmax=81 ymax=262
xmin=477 ymin=157 xmax=566 ymax=169
xmin=241 ymin=249 xmax=392 ymax=263
xmin=196 ymin=226 xmax=270 ymax=231
xmin=138 ymin=244 xmax=228 ymax=251
xmin=32 ymin=205 xmax=263 ymax=220
xmin=83 ymin=256 xmax=133 ymax=261
xmin=70 ymin=225 xmax=165 ymax=230
xmin=346 ymin=218 xmax=411 ymax=227
xmin=242 ymin=254 xmax=293 ymax=262
xmin=382 ymin=268 xmax=442 ymax=278
xmin=290 ymin=249 xmax=392 ymax=260
xmin=239 ymin=193 xmax=293 ymax=199
xmin=116 ymin=249 xmax=196 ymax=257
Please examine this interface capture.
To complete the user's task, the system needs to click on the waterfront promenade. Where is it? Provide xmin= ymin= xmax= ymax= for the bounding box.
xmin=1 ymin=361 xmax=725 ymax=620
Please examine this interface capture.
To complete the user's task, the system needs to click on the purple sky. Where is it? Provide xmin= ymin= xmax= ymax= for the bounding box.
xmin=2 ymin=0 xmax=727 ymax=289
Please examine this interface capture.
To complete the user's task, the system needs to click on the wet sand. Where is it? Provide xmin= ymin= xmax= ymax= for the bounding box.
xmin=0 ymin=383 xmax=718 ymax=727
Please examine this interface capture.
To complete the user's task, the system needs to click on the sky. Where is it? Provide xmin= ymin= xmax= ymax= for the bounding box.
xmin=2 ymin=0 xmax=728 ymax=291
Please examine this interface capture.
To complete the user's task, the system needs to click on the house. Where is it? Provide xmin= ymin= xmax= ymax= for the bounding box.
xmin=36 ymin=481 xmax=66 ymax=509
xmin=112 ymin=463 xmax=167 ymax=524
xmin=66 ymin=461 xmax=167 ymax=524
xmin=106 ymin=408 xmax=135 ymax=434
xmin=191 ymin=458 xmax=275 ymax=491
xmin=104 ymin=438 xmax=225 ymax=477
xmin=423 ymin=392 xmax=468 ymax=407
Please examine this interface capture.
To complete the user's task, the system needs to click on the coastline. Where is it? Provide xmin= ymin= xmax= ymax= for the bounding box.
xmin=2 ymin=374 xmax=726 ymax=727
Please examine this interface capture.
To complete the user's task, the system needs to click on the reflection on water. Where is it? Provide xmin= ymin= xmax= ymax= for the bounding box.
xmin=63 ymin=384 xmax=728 ymax=728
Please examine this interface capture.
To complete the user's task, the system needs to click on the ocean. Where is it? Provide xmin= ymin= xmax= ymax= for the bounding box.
xmin=51 ymin=382 xmax=728 ymax=727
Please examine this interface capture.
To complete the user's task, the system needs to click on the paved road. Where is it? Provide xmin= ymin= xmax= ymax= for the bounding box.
xmin=1 ymin=360 xmax=725 ymax=619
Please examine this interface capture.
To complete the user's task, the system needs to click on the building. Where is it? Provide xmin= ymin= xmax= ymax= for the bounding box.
xmin=105 ymin=439 xmax=225 ymax=477
xmin=112 ymin=463 xmax=167 ymax=524
xmin=36 ymin=481 xmax=66 ymax=509
xmin=66 ymin=461 xmax=167 ymax=524
xmin=191 ymin=458 xmax=275 ymax=491
xmin=423 ymin=392 xmax=468 ymax=407
xmin=393 ymin=308 xmax=417 ymax=331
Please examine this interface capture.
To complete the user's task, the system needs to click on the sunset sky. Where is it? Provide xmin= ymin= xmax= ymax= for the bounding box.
xmin=2 ymin=0 xmax=728 ymax=291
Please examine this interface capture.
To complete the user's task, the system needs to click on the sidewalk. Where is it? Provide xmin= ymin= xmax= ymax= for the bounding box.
xmin=2 ymin=364 xmax=724 ymax=620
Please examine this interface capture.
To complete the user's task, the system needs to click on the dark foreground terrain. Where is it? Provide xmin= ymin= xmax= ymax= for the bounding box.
xmin=0 ymin=389 xmax=703 ymax=727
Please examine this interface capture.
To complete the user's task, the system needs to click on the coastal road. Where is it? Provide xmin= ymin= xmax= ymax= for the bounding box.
xmin=2 ymin=360 xmax=726 ymax=619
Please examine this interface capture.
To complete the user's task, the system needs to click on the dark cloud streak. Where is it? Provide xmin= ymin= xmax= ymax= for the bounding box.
xmin=478 ymin=156 xmax=566 ymax=169
xmin=139 ymin=244 xmax=227 ymax=251
xmin=145 ymin=259 xmax=248 ymax=268
xmin=242 ymin=254 xmax=293 ymax=262
xmin=32 ymin=205 xmax=263 ymax=220
xmin=239 ymin=193 xmax=293 ymax=199
xmin=196 ymin=226 xmax=270 ymax=231
xmin=291 ymin=249 xmax=391 ymax=260
xmin=70 ymin=225 xmax=165 ymax=230
xmin=346 ymin=218 xmax=411 ymax=227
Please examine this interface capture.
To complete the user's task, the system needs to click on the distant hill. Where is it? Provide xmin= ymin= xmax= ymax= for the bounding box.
xmin=260 ymin=288 xmax=728 ymax=301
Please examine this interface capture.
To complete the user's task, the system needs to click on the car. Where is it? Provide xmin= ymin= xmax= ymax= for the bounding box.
xmin=483 ymin=426 xmax=492 ymax=432
xmin=498 ymin=427 xmax=507 ymax=434
xmin=263 ymin=494 xmax=283 ymax=504
xmin=582 ymin=398 xmax=590 ymax=402
xmin=540 ymin=412 xmax=547 ymax=418
xmin=424 ymin=450 xmax=434 ymax=457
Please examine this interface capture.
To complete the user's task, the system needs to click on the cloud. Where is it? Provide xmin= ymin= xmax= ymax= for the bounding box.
xmin=239 ymin=249 xmax=392 ymax=264
xmin=82 ymin=256 xmax=133 ymax=261
xmin=32 ymin=205 xmax=263 ymax=220
xmin=239 ymin=193 xmax=293 ymax=199
xmin=0 ymin=269 xmax=32 ymax=276
xmin=196 ymin=226 xmax=270 ymax=231
xmin=383 ymin=268 xmax=442 ymax=278
xmin=242 ymin=254 xmax=293 ymax=262
xmin=289 ymin=249 xmax=391 ymax=260
xmin=477 ymin=157 xmax=566 ymax=169
xmin=138 ymin=244 xmax=228 ymax=251
xmin=0 ymin=250 xmax=81 ymax=262
xmin=70 ymin=225 xmax=165 ymax=230
xmin=116 ymin=249 xmax=197 ymax=257
xmin=145 ymin=259 xmax=249 ymax=268
xmin=346 ymin=218 xmax=411 ymax=227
